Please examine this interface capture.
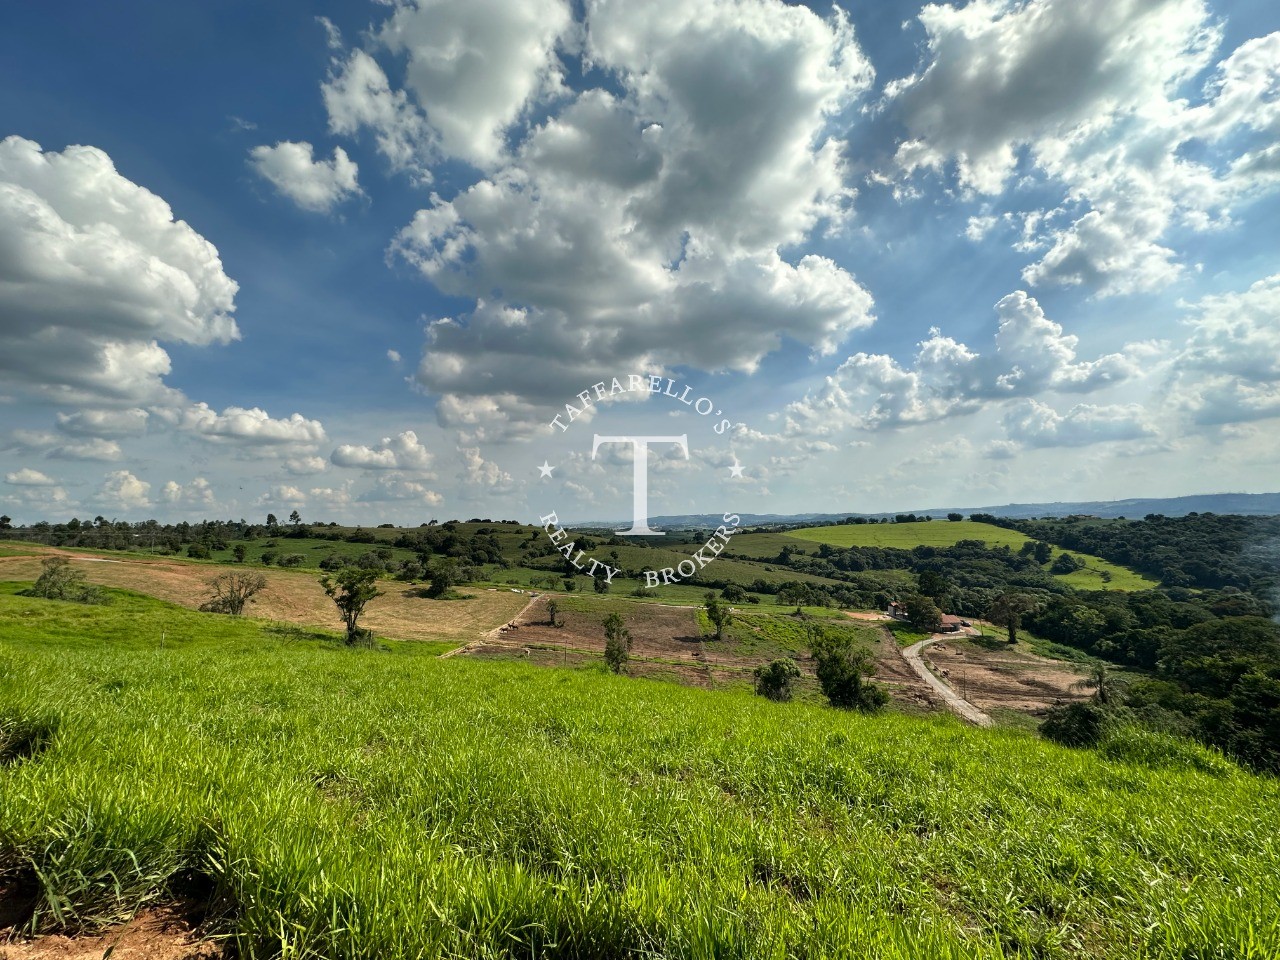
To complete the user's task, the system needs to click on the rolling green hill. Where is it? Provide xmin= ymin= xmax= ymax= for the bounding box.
xmin=779 ymin=520 xmax=1157 ymax=591
xmin=1 ymin=586 xmax=1277 ymax=958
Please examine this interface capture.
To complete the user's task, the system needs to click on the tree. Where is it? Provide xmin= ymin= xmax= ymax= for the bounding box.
xmin=1072 ymin=664 xmax=1123 ymax=706
xmin=810 ymin=625 xmax=888 ymax=712
xmin=1050 ymin=552 xmax=1082 ymax=574
xmin=721 ymin=583 xmax=747 ymax=602
xmin=26 ymin=556 xmax=103 ymax=604
xmin=547 ymin=598 xmax=559 ymax=627
xmin=704 ymin=593 xmax=732 ymax=640
xmin=321 ymin=567 xmax=384 ymax=645
xmin=904 ymin=594 xmax=944 ymax=633
xmin=1033 ymin=541 xmax=1053 ymax=564
xmin=777 ymin=583 xmax=807 ymax=614
xmin=233 ymin=544 xmax=247 ymax=563
xmin=917 ymin=570 xmax=949 ymax=602
xmin=266 ymin=513 xmax=279 ymax=528
xmin=603 ymin=612 xmax=631 ymax=673
xmin=988 ymin=593 xmax=1039 ymax=644
xmin=0 ymin=515 xmax=11 ymax=530
xmin=593 ymin=569 xmax=609 ymax=593
xmin=754 ymin=658 xmax=801 ymax=702
xmin=425 ymin=563 xmax=455 ymax=598
xmin=289 ymin=510 xmax=302 ymax=527
xmin=200 ymin=571 xmax=267 ymax=616
xmin=946 ymin=513 xmax=963 ymax=522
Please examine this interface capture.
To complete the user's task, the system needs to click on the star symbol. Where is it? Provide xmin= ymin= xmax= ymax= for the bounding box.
xmin=728 ymin=458 xmax=745 ymax=478
xmin=537 ymin=460 xmax=555 ymax=478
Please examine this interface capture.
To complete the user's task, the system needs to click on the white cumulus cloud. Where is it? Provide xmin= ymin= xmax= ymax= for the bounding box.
xmin=331 ymin=429 xmax=433 ymax=471
xmin=4 ymin=467 xmax=57 ymax=486
xmin=249 ymin=141 xmax=361 ymax=212
xmin=0 ymin=136 xmax=239 ymax=404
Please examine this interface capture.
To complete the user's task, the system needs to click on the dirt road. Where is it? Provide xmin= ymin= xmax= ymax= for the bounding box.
xmin=901 ymin=635 xmax=994 ymax=727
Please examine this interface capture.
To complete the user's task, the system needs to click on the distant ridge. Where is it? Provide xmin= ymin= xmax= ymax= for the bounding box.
xmin=568 ymin=492 xmax=1280 ymax=529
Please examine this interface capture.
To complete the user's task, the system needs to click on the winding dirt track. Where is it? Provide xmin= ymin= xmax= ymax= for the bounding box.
xmin=900 ymin=635 xmax=994 ymax=727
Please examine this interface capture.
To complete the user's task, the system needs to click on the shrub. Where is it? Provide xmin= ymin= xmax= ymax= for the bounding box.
xmin=277 ymin=554 xmax=305 ymax=568
xmin=24 ymin=556 xmax=105 ymax=605
xmin=1039 ymin=702 xmax=1108 ymax=747
xmin=186 ymin=542 xmax=211 ymax=560
xmin=810 ymin=626 xmax=888 ymax=712
xmin=754 ymin=659 xmax=801 ymax=702
xmin=603 ymin=613 xmax=631 ymax=674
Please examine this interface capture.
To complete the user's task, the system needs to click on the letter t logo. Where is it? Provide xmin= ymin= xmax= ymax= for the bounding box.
xmin=591 ymin=435 xmax=689 ymax=535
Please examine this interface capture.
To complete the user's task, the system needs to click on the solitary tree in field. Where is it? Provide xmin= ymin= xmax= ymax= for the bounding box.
xmin=810 ymin=625 xmax=888 ymax=712
xmin=547 ymin=598 xmax=559 ymax=627
xmin=704 ymin=593 xmax=732 ymax=640
xmin=987 ymin=592 xmax=1039 ymax=644
xmin=200 ymin=571 xmax=267 ymax=616
xmin=603 ymin=612 xmax=631 ymax=673
xmin=322 ymin=567 xmax=384 ymax=645
xmin=266 ymin=513 xmax=278 ymax=528
xmin=233 ymin=544 xmax=247 ymax=563
xmin=289 ymin=510 xmax=302 ymax=527
xmin=425 ymin=563 xmax=455 ymax=598
xmin=0 ymin=514 xmax=11 ymax=530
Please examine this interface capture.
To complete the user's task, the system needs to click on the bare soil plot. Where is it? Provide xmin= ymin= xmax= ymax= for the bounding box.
xmin=0 ymin=550 xmax=525 ymax=644
xmin=919 ymin=636 xmax=1090 ymax=715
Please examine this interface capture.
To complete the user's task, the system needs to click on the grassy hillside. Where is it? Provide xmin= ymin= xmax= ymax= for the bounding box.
xmin=782 ymin=520 xmax=1157 ymax=591
xmin=1 ymin=586 xmax=1277 ymax=958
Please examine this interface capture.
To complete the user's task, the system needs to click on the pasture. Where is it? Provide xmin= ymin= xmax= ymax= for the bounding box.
xmin=1 ymin=584 xmax=1277 ymax=958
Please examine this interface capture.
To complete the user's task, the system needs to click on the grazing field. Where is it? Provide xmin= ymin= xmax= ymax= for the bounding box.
xmin=782 ymin=520 xmax=1157 ymax=591
xmin=789 ymin=519 xmax=1033 ymax=550
xmin=2 ymin=585 xmax=1278 ymax=959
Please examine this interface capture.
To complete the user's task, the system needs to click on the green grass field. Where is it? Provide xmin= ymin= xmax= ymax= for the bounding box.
xmin=2 ymin=584 xmax=1278 ymax=958
xmin=781 ymin=521 xmax=1157 ymax=591
xmin=788 ymin=520 xmax=1032 ymax=550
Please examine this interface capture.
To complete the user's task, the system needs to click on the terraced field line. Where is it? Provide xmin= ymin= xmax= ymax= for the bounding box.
xmin=901 ymin=635 xmax=994 ymax=728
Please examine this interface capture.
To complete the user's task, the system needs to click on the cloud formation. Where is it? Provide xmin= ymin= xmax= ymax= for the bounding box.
xmin=888 ymin=0 xmax=1280 ymax=296
xmin=307 ymin=0 xmax=880 ymax=416
xmin=249 ymin=141 xmax=361 ymax=212
xmin=331 ymin=430 xmax=432 ymax=471
xmin=0 ymin=136 xmax=239 ymax=404
xmin=784 ymin=290 xmax=1137 ymax=433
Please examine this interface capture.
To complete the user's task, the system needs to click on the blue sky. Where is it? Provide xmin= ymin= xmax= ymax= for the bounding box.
xmin=2 ymin=0 xmax=1279 ymax=524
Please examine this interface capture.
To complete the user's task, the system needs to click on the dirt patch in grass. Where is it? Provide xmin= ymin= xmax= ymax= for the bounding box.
xmin=920 ymin=637 xmax=1089 ymax=715
xmin=0 ymin=900 xmax=223 ymax=959
xmin=0 ymin=551 xmax=525 ymax=644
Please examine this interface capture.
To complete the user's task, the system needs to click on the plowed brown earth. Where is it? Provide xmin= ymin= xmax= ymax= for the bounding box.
xmin=0 ymin=548 xmax=526 ymax=645
xmin=0 ymin=904 xmax=221 ymax=960
xmin=920 ymin=636 xmax=1089 ymax=715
